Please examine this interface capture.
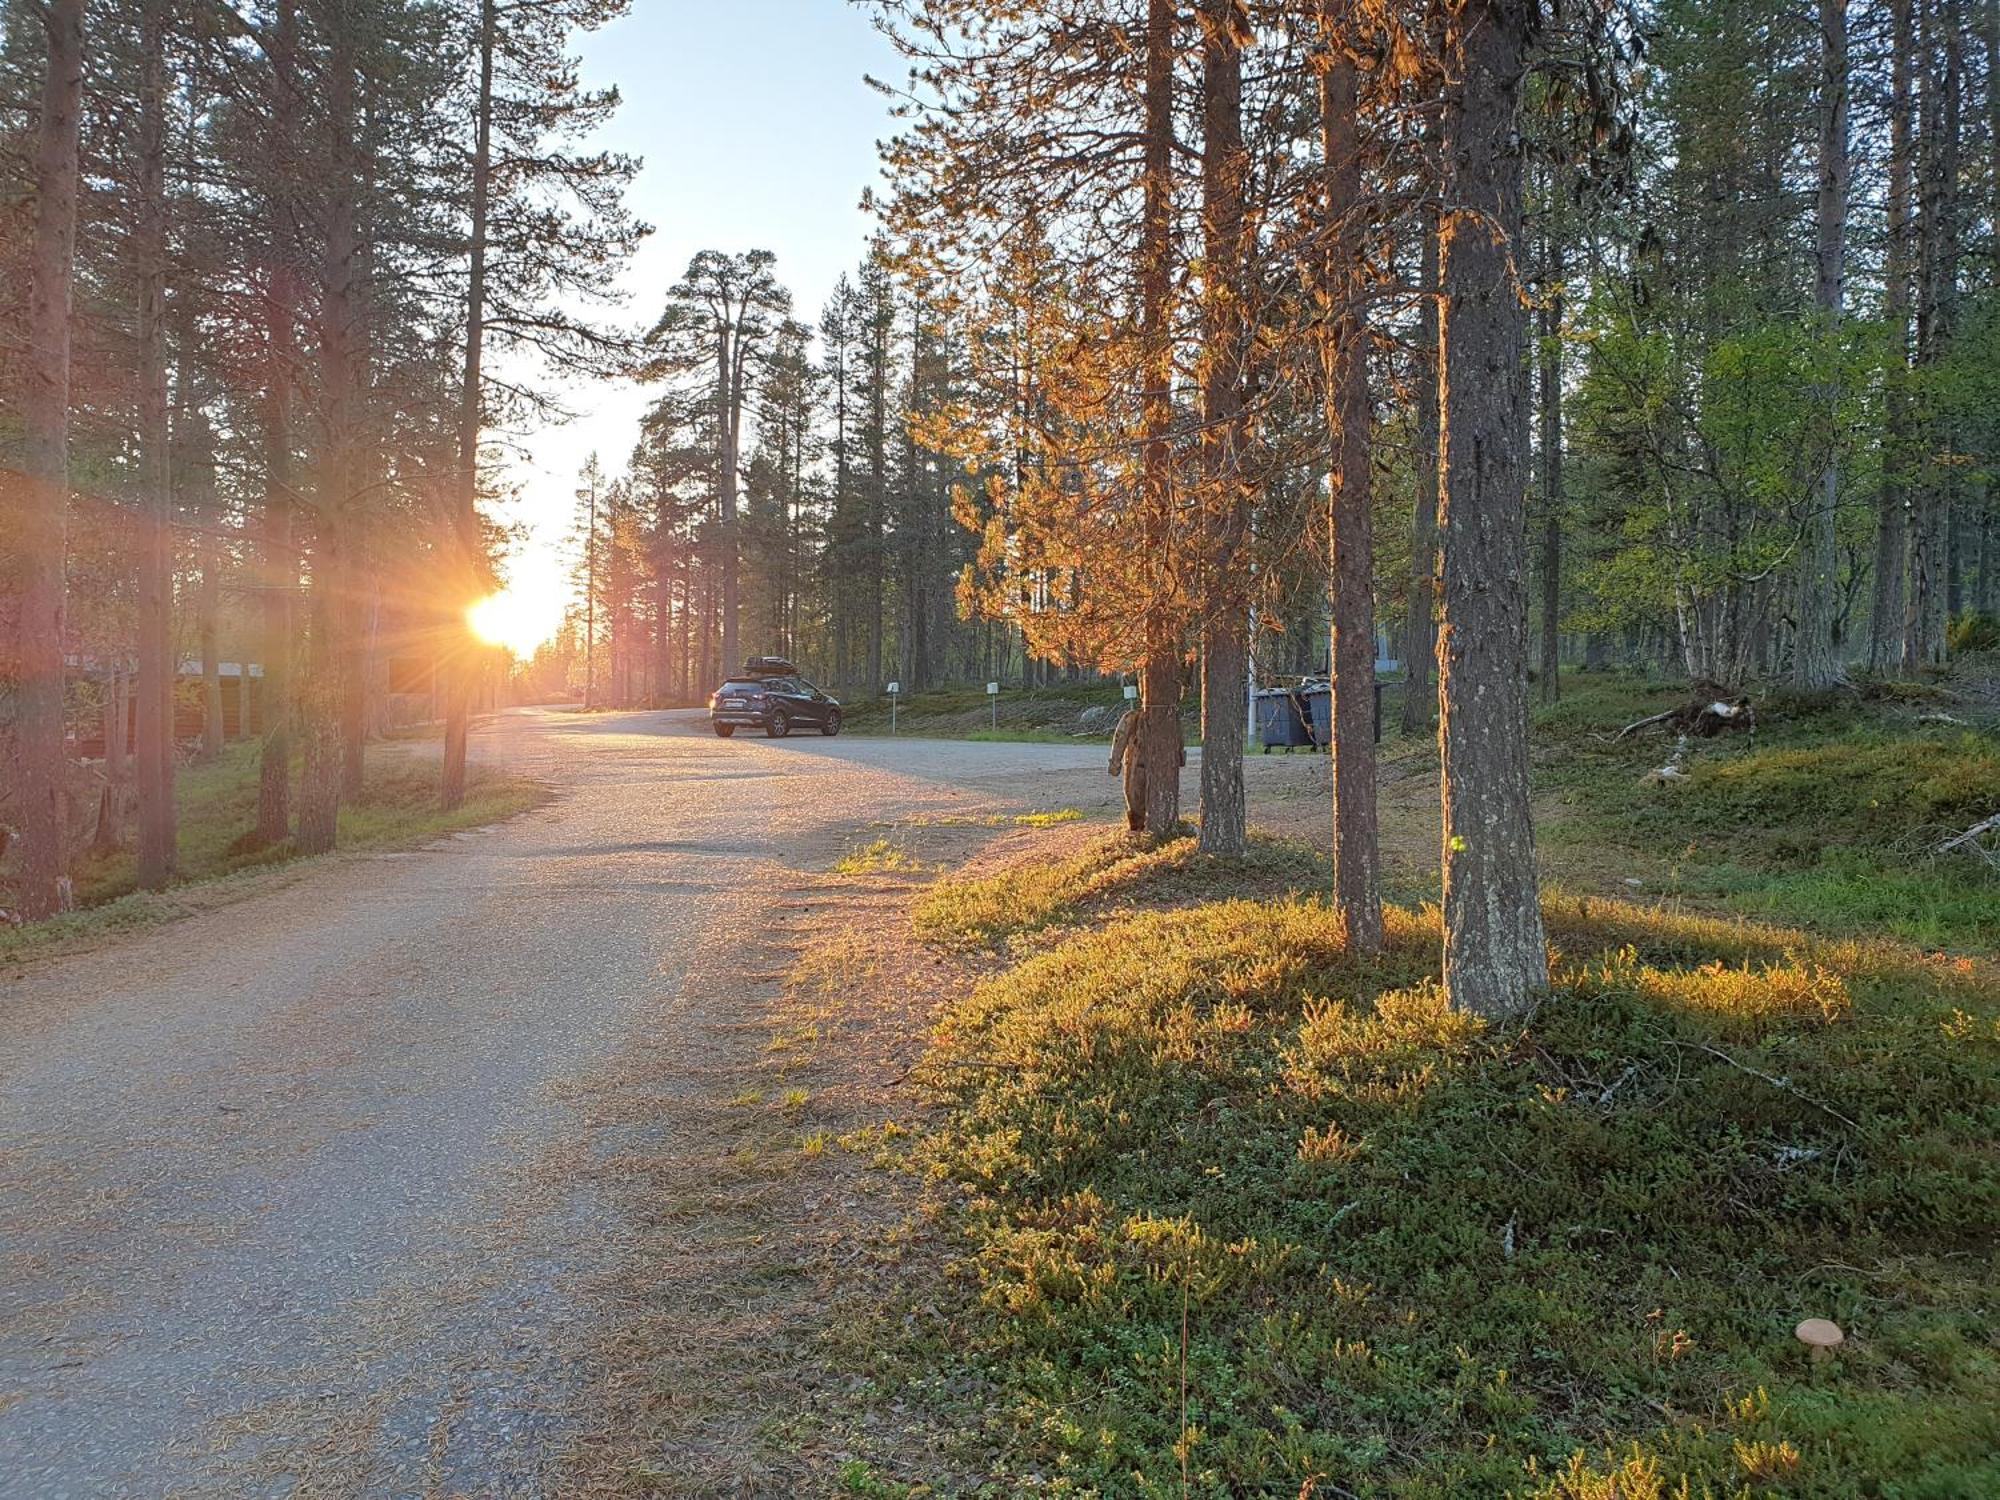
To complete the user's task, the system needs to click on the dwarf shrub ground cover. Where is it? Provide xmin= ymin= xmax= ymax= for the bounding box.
xmin=892 ymin=891 xmax=1999 ymax=1497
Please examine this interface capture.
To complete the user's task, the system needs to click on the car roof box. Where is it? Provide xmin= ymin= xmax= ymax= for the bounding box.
xmin=741 ymin=656 xmax=798 ymax=678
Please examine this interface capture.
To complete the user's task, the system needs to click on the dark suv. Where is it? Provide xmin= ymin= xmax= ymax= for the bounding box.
xmin=710 ymin=661 xmax=842 ymax=738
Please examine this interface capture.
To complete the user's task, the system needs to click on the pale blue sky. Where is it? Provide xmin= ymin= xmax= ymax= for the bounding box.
xmin=501 ymin=0 xmax=901 ymax=622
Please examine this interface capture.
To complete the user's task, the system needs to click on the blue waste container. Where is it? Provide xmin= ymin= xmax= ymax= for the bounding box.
xmin=1302 ymin=686 xmax=1331 ymax=747
xmin=1255 ymin=689 xmax=1310 ymax=751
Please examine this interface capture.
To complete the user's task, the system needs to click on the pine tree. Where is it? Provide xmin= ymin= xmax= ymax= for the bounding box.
xmin=441 ymin=0 xmax=642 ymax=809
xmin=1318 ymin=0 xmax=1382 ymax=950
xmin=1195 ymin=0 xmax=1251 ymax=858
xmin=1436 ymin=0 xmax=1548 ymax=1017
xmin=7 ymin=0 xmax=85 ymax=919
xmin=644 ymin=250 xmax=791 ymax=681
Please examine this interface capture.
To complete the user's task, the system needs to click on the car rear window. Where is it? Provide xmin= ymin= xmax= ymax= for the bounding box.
xmin=718 ymin=680 xmax=764 ymax=693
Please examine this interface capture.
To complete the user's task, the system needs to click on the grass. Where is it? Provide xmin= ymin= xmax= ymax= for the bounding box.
xmin=0 ymin=741 xmax=546 ymax=962
xmin=1528 ymin=674 xmax=2000 ymax=951
xmin=900 ymin=809 xmax=1084 ymax=830
xmin=879 ymin=879 xmax=2000 ymax=1496
xmin=833 ymin=837 xmax=932 ymax=875
xmin=911 ymin=829 xmax=1328 ymax=951
xmin=1611 ymin=732 xmax=1999 ymax=864
xmin=1666 ymin=852 xmax=2000 ymax=950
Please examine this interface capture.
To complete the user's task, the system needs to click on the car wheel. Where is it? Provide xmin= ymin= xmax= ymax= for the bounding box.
xmin=714 ymin=724 xmax=734 ymax=737
xmin=821 ymin=710 xmax=841 ymax=737
xmin=767 ymin=710 xmax=789 ymax=738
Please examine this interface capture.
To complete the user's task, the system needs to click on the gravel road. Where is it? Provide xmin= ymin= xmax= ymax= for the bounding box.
xmin=0 ymin=707 xmax=1118 ymax=1498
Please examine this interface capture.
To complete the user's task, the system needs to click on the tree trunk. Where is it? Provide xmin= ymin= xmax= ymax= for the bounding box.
xmin=256 ymin=477 xmax=294 ymax=846
xmin=11 ymin=0 xmax=85 ymax=919
xmin=254 ymin=0 xmax=298 ymax=846
xmin=136 ymin=0 xmax=177 ymax=891
xmin=198 ymin=457 xmax=224 ymax=762
xmin=441 ymin=0 xmax=494 ymax=809
xmin=297 ymin=8 xmax=362 ymax=856
xmin=1138 ymin=0 xmax=1182 ymax=838
xmin=1197 ymin=0 xmax=1248 ymax=857
xmin=1437 ymin=0 xmax=1548 ymax=1018
xmin=1905 ymin=0 xmax=1959 ymax=670
xmin=1537 ymin=213 xmax=1563 ymax=705
xmin=1872 ymin=0 xmax=1914 ymax=673
xmin=719 ymin=321 xmax=743 ymax=675
xmin=1321 ymin=0 xmax=1381 ymax=951
xmin=1400 ymin=204 xmax=1440 ymax=736
xmin=341 ymin=566 xmax=370 ymax=796
xmin=583 ymin=469 xmax=598 ymax=708
xmin=93 ymin=670 xmax=127 ymax=852
xmin=1794 ymin=0 xmax=1848 ymax=690
xmin=866 ymin=296 xmax=887 ymax=696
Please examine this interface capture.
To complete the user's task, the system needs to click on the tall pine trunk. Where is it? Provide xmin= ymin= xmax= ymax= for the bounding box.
xmin=1794 ymin=0 xmax=1848 ymax=690
xmin=254 ymin=0 xmax=298 ymax=846
xmin=1437 ymin=0 xmax=1548 ymax=1018
xmin=1872 ymin=0 xmax=1914 ymax=673
xmin=1137 ymin=0 xmax=1183 ymax=837
xmin=12 ymin=0 xmax=85 ymax=918
xmin=1537 ymin=213 xmax=1563 ymax=705
xmin=193 ymin=425 xmax=224 ymax=761
xmin=1904 ymin=0 xmax=1959 ymax=670
xmin=442 ymin=0 xmax=496 ymax=809
xmin=135 ymin=0 xmax=177 ymax=891
xmin=94 ymin=670 xmax=129 ymax=851
xmin=297 ymin=5 xmax=362 ymax=856
xmin=719 ymin=324 xmax=743 ymax=674
xmin=1321 ymin=0 xmax=1381 ymax=951
xmin=1196 ymin=0 xmax=1249 ymax=857
xmin=1400 ymin=205 xmax=1440 ymax=736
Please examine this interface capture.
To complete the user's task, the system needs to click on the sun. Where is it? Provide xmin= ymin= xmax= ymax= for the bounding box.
xmin=466 ymin=548 xmax=568 ymax=659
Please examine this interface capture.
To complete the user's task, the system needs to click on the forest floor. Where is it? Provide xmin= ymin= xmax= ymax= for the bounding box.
xmin=578 ymin=663 xmax=1999 ymax=1497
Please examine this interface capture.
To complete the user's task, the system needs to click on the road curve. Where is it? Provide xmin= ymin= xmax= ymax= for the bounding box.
xmin=0 ymin=707 xmax=1111 ymax=1497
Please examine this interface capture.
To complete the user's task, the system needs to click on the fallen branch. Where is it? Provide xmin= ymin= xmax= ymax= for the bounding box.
xmin=1615 ymin=709 xmax=1678 ymax=740
xmin=1665 ymin=1037 xmax=1862 ymax=1132
xmin=1934 ymin=813 xmax=2000 ymax=858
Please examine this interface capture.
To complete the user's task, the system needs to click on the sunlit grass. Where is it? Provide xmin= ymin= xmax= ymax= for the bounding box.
xmin=1535 ymin=688 xmax=2000 ymax=950
xmin=911 ymin=829 xmax=1327 ymax=950
xmin=885 ymin=865 xmax=2000 ymax=1496
xmin=830 ymin=837 xmax=930 ymax=875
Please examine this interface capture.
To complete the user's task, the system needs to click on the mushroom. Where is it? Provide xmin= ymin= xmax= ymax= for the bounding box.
xmin=1795 ymin=1317 xmax=1845 ymax=1363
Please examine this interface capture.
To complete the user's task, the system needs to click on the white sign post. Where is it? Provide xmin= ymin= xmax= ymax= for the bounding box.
xmin=887 ymin=681 xmax=900 ymax=735
xmin=986 ymin=680 xmax=999 ymax=730
xmin=1123 ymin=683 xmax=1138 ymax=701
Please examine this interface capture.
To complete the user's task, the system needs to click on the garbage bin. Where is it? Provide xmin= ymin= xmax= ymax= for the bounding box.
xmin=1301 ymin=685 xmax=1331 ymax=747
xmin=1255 ymin=689 xmax=1310 ymax=751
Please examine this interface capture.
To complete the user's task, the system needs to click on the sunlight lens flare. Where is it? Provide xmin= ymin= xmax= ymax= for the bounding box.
xmin=466 ymin=551 xmax=568 ymax=659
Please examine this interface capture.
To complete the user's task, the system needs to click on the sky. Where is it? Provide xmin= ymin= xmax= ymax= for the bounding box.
xmin=482 ymin=0 xmax=903 ymax=654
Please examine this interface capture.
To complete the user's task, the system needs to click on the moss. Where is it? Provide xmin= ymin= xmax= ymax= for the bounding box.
xmin=911 ymin=830 xmax=1328 ymax=951
xmin=887 ymin=888 xmax=2000 ymax=1497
